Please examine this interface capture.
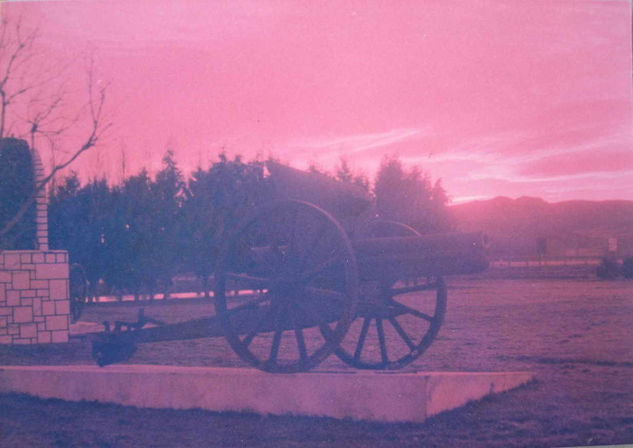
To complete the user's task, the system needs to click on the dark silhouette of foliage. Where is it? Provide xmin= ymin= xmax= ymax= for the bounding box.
xmin=182 ymin=154 xmax=271 ymax=296
xmin=49 ymin=174 xmax=115 ymax=298
xmin=181 ymin=167 xmax=218 ymax=297
xmin=335 ymin=159 xmax=370 ymax=192
xmin=621 ymin=257 xmax=633 ymax=279
xmin=596 ymin=258 xmax=620 ymax=280
xmin=147 ymin=151 xmax=186 ymax=298
xmin=49 ymin=153 xmax=449 ymax=299
xmin=0 ymin=138 xmax=35 ymax=249
xmin=374 ymin=156 xmax=450 ymax=233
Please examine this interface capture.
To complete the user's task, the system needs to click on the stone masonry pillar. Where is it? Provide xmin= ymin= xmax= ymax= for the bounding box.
xmin=31 ymin=148 xmax=48 ymax=251
xmin=0 ymin=142 xmax=70 ymax=345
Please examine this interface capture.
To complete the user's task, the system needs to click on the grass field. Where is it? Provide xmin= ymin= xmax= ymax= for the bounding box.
xmin=1 ymin=277 xmax=633 ymax=447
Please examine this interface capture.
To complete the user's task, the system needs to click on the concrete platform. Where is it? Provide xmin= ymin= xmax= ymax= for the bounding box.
xmin=0 ymin=365 xmax=533 ymax=423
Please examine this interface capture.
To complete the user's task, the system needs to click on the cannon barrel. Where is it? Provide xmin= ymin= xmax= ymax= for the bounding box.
xmin=352 ymin=232 xmax=489 ymax=279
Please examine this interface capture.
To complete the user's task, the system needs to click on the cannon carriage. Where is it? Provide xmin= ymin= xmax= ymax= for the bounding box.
xmin=92 ymin=162 xmax=488 ymax=372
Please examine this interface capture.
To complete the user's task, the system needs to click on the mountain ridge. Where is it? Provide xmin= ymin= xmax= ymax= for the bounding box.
xmin=449 ymin=197 xmax=633 ymax=257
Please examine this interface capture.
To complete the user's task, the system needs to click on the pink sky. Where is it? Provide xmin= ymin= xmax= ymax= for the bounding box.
xmin=3 ymin=0 xmax=632 ymax=203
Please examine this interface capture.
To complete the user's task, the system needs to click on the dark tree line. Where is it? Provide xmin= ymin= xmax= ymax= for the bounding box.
xmin=374 ymin=156 xmax=450 ymax=233
xmin=48 ymin=153 xmax=450 ymax=299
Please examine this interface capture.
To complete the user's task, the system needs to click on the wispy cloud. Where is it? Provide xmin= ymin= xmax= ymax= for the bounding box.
xmin=450 ymin=195 xmax=494 ymax=204
xmin=292 ymin=128 xmax=425 ymax=154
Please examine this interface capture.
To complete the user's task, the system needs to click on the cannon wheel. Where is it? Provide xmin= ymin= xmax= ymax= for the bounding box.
xmin=332 ymin=220 xmax=447 ymax=369
xmin=69 ymin=263 xmax=88 ymax=323
xmin=214 ymin=200 xmax=359 ymax=373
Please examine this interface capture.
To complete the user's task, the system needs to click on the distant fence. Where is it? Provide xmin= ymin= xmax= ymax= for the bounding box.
xmin=480 ymin=257 xmax=604 ymax=280
xmin=490 ymin=257 xmax=602 ymax=268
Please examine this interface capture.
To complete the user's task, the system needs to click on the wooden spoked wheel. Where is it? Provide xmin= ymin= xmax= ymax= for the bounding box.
xmin=214 ymin=200 xmax=359 ymax=373
xmin=332 ymin=278 xmax=446 ymax=370
xmin=332 ymin=220 xmax=447 ymax=369
xmin=69 ymin=263 xmax=88 ymax=323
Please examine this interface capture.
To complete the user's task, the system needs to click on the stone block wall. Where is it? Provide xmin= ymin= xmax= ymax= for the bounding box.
xmin=0 ymin=250 xmax=70 ymax=344
xmin=32 ymin=148 xmax=49 ymax=251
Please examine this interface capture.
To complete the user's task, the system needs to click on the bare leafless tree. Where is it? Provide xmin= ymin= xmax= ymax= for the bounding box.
xmin=0 ymin=15 xmax=111 ymax=247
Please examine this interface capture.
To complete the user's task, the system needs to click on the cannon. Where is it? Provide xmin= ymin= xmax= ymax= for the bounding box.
xmin=92 ymin=162 xmax=488 ymax=372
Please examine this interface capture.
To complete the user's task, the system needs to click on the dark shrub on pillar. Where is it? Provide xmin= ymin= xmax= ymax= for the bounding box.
xmin=0 ymin=138 xmax=36 ymax=250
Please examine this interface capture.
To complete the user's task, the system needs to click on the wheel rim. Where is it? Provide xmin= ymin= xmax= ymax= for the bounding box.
xmin=214 ymin=200 xmax=358 ymax=373
xmin=332 ymin=277 xmax=446 ymax=369
xmin=355 ymin=219 xmax=421 ymax=239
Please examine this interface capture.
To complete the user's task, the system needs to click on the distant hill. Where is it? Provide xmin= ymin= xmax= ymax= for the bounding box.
xmin=449 ymin=197 xmax=633 ymax=258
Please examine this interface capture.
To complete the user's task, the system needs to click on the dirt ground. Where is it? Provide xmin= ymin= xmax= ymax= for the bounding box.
xmin=1 ymin=277 xmax=633 ymax=447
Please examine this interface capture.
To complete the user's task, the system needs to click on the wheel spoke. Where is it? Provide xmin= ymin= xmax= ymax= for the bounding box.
xmin=388 ymin=316 xmax=416 ymax=351
xmin=223 ymin=272 xmax=271 ymax=289
xmin=376 ymin=319 xmax=388 ymax=364
xmin=389 ymin=299 xmax=434 ymax=322
xmin=269 ymin=330 xmax=282 ymax=363
xmin=354 ymin=317 xmax=371 ymax=362
xmin=300 ymin=255 xmax=342 ymax=281
xmin=298 ymin=223 xmax=330 ymax=271
xmin=290 ymin=303 xmax=308 ymax=362
xmin=241 ymin=302 xmax=275 ymax=347
xmin=268 ymin=303 xmax=285 ymax=364
xmin=287 ymin=208 xmax=301 ymax=259
xmin=296 ymin=299 xmax=338 ymax=345
xmin=320 ymin=323 xmax=335 ymax=339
